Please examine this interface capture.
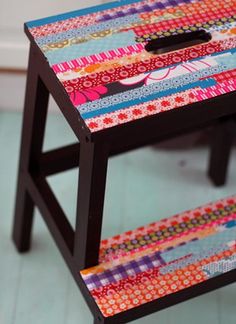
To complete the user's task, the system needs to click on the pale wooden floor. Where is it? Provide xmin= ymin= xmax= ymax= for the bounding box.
xmin=0 ymin=111 xmax=235 ymax=324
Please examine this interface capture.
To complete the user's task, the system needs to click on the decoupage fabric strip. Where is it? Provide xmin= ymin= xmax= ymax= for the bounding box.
xmin=77 ymin=64 xmax=226 ymax=118
xmin=51 ymin=44 xmax=146 ymax=73
xmin=35 ymin=14 xmax=140 ymax=47
xmin=36 ymin=0 xmax=233 ymax=49
xmin=61 ymin=35 xmax=236 ymax=94
xmin=202 ymin=68 xmax=236 ymax=83
xmin=97 ymin=0 xmax=199 ymax=22
xmin=45 ymin=31 xmax=136 ymax=65
xmin=132 ymin=8 xmax=235 ymax=37
xmin=28 ymin=0 xmax=199 ymax=34
xmin=99 ymin=196 xmax=236 ymax=260
xmin=135 ymin=16 xmax=236 ymax=42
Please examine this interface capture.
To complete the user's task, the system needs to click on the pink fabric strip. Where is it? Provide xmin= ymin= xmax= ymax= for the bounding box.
xmin=200 ymin=68 xmax=236 ymax=83
xmin=194 ymin=79 xmax=236 ymax=100
xmin=51 ymin=43 xmax=145 ymax=73
xmin=62 ymin=37 xmax=236 ymax=93
xmin=131 ymin=8 xmax=235 ymax=36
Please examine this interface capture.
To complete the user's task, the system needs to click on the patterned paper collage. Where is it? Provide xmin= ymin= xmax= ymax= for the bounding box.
xmin=27 ymin=0 xmax=236 ymax=132
xmin=81 ymin=196 xmax=236 ymax=317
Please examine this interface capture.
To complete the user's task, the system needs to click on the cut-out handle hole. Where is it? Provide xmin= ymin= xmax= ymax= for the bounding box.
xmin=145 ymin=30 xmax=212 ymax=55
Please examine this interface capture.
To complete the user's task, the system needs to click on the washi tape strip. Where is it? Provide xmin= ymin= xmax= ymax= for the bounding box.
xmin=131 ymin=8 xmax=235 ymax=36
xmin=51 ymin=43 xmax=145 ymax=73
xmin=135 ymin=15 xmax=236 ymax=42
xmin=62 ymin=36 xmax=236 ymax=93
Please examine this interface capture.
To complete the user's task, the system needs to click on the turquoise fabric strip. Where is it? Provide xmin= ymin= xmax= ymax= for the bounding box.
xmin=36 ymin=14 xmax=140 ymax=46
xmin=45 ymin=31 xmax=136 ymax=65
xmin=78 ymin=52 xmax=236 ymax=119
xmin=160 ymin=244 xmax=232 ymax=275
xmin=160 ymin=225 xmax=236 ymax=263
xmin=80 ymin=79 xmax=216 ymax=119
xmin=79 ymin=65 xmax=225 ymax=118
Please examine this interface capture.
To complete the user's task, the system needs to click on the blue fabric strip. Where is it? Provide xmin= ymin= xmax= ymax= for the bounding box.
xmin=36 ymin=14 xmax=140 ymax=46
xmin=45 ymin=31 xmax=136 ymax=65
xmin=80 ymin=79 xmax=216 ymax=119
xmin=160 ymin=244 xmax=231 ymax=275
xmin=160 ymin=225 xmax=236 ymax=263
xmin=78 ymin=64 xmax=224 ymax=118
xmin=78 ymin=52 xmax=236 ymax=119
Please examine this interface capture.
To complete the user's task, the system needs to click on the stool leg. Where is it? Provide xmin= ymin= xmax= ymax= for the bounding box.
xmin=208 ymin=119 xmax=235 ymax=187
xmin=74 ymin=141 xmax=109 ymax=269
xmin=12 ymin=45 xmax=49 ymax=252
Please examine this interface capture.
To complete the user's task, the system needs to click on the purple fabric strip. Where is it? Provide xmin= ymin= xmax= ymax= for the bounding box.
xmin=84 ymin=251 xmax=165 ymax=290
xmin=98 ymin=0 xmax=198 ymax=21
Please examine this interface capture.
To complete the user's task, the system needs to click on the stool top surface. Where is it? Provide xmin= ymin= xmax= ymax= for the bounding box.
xmin=26 ymin=0 xmax=236 ymax=133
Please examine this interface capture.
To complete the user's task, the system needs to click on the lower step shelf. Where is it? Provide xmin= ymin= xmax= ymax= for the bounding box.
xmin=80 ymin=196 xmax=236 ymax=323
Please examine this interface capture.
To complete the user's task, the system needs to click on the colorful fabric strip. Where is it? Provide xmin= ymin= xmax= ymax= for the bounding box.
xmin=35 ymin=14 xmax=140 ymax=46
xmin=52 ymin=44 xmax=145 ymax=73
xmin=62 ymin=36 xmax=236 ymax=94
xmin=98 ymin=0 xmax=198 ymax=22
xmin=99 ymin=198 xmax=236 ymax=260
xmin=131 ymin=7 xmax=236 ymax=36
xmin=77 ymin=65 xmax=224 ymax=118
xmin=45 ymin=31 xmax=136 ymax=65
xmin=135 ymin=15 xmax=236 ymax=42
xmin=84 ymin=251 xmax=165 ymax=291
xmin=85 ymin=79 xmax=236 ymax=131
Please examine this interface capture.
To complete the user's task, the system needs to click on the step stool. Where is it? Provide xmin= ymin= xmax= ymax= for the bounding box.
xmin=12 ymin=0 xmax=236 ymax=323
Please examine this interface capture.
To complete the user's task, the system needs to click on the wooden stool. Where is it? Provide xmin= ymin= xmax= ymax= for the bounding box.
xmin=12 ymin=0 xmax=236 ymax=323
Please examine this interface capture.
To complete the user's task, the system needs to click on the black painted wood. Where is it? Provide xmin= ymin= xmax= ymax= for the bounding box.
xmin=74 ymin=141 xmax=109 ymax=269
xmin=208 ymin=118 xmax=236 ymax=186
xmin=12 ymin=45 xmax=49 ymax=252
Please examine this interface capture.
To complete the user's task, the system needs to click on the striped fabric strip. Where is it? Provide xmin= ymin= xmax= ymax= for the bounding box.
xmin=35 ymin=14 xmax=140 ymax=46
xmin=77 ymin=68 xmax=222 ymax=118
xmin=84 ymin=89 xmax=199 ymax=132
xmin=140 ymin=0 xmax=236 ymax=20
xmin=89 ymin=247 xmax=236 ymax=301
xmin=97 ymin=0 xmax=198 ymax=22
xmin=28 ymin=0 xmax=199 ymax=35
xmin=200 ymin=68 xmax=236 ymax=82
xmin=86 ymin=243 xmax=230 ymax=292
xmin=51 ymin=44 xmax=145 ymax=73
xmin=99 ymin=197 xmax=236 ymax=260
xmin=84 ymin=79 xmax=236 ymax=131
xmin=45 ymin=31 xmax=136 ymax=65
xmin=193 ymin=79 xmax=236 ymax=99
xmin=131 ymin=8 xmax=236 ymax=36
xmin=84 ymin=251 xmax=165 ymax=291
xmin=135 ymin=15 xmax=236 ymax=42
xmin=61 ymin=36 xmax=236 ymax=94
